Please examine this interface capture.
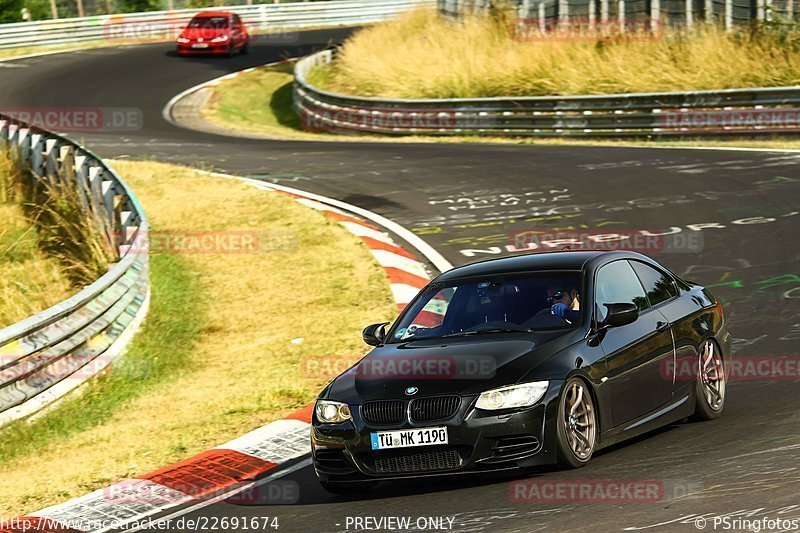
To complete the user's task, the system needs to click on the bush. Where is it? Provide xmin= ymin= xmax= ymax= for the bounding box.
xmin=0 ymin=0 xmax=24 ymax=22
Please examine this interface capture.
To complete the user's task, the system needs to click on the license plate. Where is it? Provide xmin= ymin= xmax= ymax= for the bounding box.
xmin=371 ymin=427 xmax=448 ymax=450
xmin=191 ymin=43 xmax=209 ymax=49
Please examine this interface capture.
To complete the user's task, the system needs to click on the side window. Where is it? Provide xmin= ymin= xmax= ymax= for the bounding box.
xmin=595 ymin=260 xmax=649 ymax=323
xmin=630 ymin=261 xmax=678 ymax=307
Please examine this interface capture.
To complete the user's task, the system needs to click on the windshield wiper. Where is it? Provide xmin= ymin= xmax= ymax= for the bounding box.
xmin=443 ymin=327 xmax=533 ymax=338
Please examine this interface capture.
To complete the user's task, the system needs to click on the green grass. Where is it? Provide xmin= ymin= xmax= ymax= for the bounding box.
xmin=204 ymin=62 xmax=308 ymax=138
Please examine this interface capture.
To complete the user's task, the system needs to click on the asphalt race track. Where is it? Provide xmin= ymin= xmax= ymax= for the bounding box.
xmin=2 ymin=29 xmax=799 ymax=533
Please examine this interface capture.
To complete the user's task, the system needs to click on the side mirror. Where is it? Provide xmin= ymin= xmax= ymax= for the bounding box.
xmin=362 ymin=322 xmax=389 ymax=346
xmin=602 ymin=303 xmax=639 ymax=328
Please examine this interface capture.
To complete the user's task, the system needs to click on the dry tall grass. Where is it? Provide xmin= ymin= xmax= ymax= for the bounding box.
xmin=24 ymin=176 xmax=118 ymax=287
xmin=311 ymin=9 xmax=800 ymax=97
xmin=0 ymin=153 xmax=73 ymax=327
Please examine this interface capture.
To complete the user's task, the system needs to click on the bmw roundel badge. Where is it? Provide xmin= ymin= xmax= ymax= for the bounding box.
xmin=405 ymin=386 xmax=418 ymax=396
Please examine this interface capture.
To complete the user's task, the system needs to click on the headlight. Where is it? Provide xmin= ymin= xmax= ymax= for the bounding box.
xmin=475 ymin=381 xmax=549 ymax=411
xmin=177 ymin=37 xmax=190 ymax=43
xmin=315 ymin=400 xmax=352 ymax=423
xmin=211 ymin=35 xmax=229 ymax=42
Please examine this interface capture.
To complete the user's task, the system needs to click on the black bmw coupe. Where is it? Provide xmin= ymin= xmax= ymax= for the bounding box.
xmin=311 ymin=250 xmax=730 ymax=493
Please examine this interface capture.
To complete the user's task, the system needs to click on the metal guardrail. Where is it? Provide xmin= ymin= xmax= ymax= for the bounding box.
xmin=0 ymin=0 xmax=434 ymax=50
xmin=294 ymin=49 xmax=800 ymax=137
xmin=0 ymin=116 xmax=149 ymax=427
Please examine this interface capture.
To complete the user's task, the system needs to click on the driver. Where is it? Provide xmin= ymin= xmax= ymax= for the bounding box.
xmin=549 ymin=288 xmax=580 ymax=323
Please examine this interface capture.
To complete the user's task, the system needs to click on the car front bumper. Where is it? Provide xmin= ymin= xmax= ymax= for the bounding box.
xmin=311 ymin=386 xmax=562 ymax=483
xmin=177 ymin=42 xmax=231 ymax=54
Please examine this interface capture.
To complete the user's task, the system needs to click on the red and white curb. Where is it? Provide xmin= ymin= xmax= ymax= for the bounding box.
xmin=2 ymin=174 xmax=451 ymax=533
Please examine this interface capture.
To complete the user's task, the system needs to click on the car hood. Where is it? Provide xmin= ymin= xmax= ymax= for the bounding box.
xmin=324 ymin=330 xmax=582 ymax=404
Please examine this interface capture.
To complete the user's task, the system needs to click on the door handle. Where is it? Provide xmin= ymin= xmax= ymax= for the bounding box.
xmin=656 ymin=321 xmax=671 ymax=333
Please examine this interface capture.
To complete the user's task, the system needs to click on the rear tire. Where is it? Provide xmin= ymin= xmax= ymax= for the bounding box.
xmin=320 ymin=480 xmax=378 ymax=494
xmin=693 ymin=339 xmax=726 ymax=420
xmin=556 ymin=377 xmax=597 ymax=468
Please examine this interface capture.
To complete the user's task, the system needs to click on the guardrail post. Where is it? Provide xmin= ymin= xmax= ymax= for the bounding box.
xmin=18 ymin=128 xmax=31 ymax=165
xmin=618 ymin=0 xmax=626 ymax=32
xmin=651 ymin=0 xmax=661 ymax=25
xmin=757 ymin=0 xmax=766 ymax=19
xmin=686 ymin=0 xmax=693 ymax=26
xmin=705 ymin=0 xmax=713 ymax=22
xmin=589 ymin=0 xmax=597 ymax=29
xmin=601 ymin=0 xmax=609 ymax=22
xmin=558 ymin=0 xmax=569 ymax=27
xmin=539 ymin=1 xmax=546 ymax=32
xmin=788 ymin=0 xmax=794 ymax=18
xmin=520 ymin=0 xmax=531 ymax=20
xmin=725 ymin=0 xmax=733 ymax=29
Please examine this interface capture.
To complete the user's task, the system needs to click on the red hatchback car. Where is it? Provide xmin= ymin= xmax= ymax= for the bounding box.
xmin=177 ymin=11 xmax=249 ymax=57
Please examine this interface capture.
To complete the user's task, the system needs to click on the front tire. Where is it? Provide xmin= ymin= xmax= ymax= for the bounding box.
xmin=556 ymin=377 xmax=597 ymax=468
xmin=693 ymin=339 xmax=726 ymax=420
xmin=320 ymin=480 xmax=377 ymax=494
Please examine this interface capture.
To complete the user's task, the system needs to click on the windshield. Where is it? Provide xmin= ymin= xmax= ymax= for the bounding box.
xmin=388 ymin=272 xmax=583 ymax=343
xmin=188 ymin=16 xmax=229 ymax=29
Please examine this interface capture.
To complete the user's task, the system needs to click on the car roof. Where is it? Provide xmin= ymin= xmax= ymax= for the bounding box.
xmin=436 ymin=250 xmax=623 ymax=281
xmin=192 ymin=11 xmax=234 ymax=17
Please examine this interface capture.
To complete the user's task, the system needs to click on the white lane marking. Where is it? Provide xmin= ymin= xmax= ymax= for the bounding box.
xmin=724 ymin=442 xmax=800 ymax=460
xmin=293 ymin=197 xmax=349 ymax=216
